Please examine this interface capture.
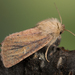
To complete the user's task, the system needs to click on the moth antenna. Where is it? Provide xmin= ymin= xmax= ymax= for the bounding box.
xmin=65 ymin=29 xmax=75 ymax=36
xmin=54 ymin=3 xmax=62 ymax=24
xmin=45 ymin=44 xmax=51 ymax=62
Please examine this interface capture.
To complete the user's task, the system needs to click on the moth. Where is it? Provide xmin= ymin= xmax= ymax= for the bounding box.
xmin=0 ymin=4 xmax=75 ymax=68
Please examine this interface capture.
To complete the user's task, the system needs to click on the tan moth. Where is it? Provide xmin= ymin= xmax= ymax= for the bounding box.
xmin=0 ymin=4 xmax=75 ymax=68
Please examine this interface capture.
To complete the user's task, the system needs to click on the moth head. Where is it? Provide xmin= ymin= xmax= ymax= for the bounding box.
xmin=57 ymin=23 xmax=65 ymax=35
xmin=60 ymin=24 xmax=65 ymax=34
xmin=55 ymin=3 xmax=75 ymax=36
xmin=48 ymin=18 xmax=65 ymax=35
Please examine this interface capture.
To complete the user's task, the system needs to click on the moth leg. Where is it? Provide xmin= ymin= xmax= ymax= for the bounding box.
xmin=45 ymin=38 xmax=57 ymax=62
xmin=45 ymin=42 xmax=51 ymax=62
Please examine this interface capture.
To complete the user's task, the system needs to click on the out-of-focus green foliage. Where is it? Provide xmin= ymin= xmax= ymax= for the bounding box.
xmin=0 ymin=0 xmax=75 ymax=50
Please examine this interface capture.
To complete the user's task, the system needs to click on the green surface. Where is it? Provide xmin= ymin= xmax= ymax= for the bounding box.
xmin=0 ymin=0 xmax=75 ymax=50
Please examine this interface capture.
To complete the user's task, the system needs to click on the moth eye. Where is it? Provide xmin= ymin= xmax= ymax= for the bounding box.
xmin=60 ymin=31 xmax=62 ymax=34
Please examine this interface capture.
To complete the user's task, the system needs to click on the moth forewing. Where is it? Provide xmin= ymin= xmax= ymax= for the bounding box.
xmin=1 ymin=26 xmax=53 ymax=68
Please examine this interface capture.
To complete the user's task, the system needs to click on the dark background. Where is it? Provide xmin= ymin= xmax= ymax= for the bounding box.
xmin=0 ymin=0 xmax=75 ymax=50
